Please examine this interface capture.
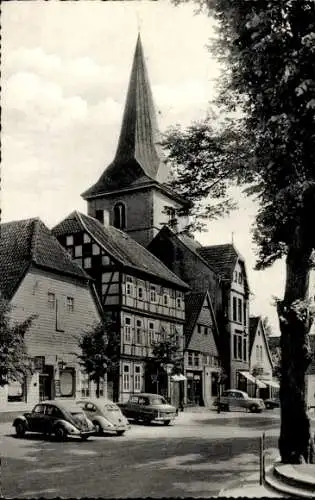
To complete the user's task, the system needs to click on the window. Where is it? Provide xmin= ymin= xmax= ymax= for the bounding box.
xmin=102 ymin=254 xmax=110 ymax=265
xmin=237 ymin=298 xmax=242 ymax=323
xmin=163 ymin=294 xmax=169 ymax=306
xmin=134 ymin=365 xmax=141 ymax=392
xmin=66 ymin=296 xmax=74 ymax=312
xmin=74 ymin=245 xmax=82 ymax=257
xmin=126 ymin=277 xmax=134 ymax=297
xmin=148 ymin=322 xmax=155 ymax=345
xmin=150 ymin=286 xmax=157 ymax=303
xmin=83 ymin=233 xmax=91 ymax=243
xmin=66 ymin=235 xmax=74 ymax=246
xmin=237 ymin=335 xmax=243 ymax=360
xmin=233 ymin=334 xmax=237 ymax=359
xmin=243 ymin=338 xmax=247 ymax=361
xmin=81 ymin=373 xmax=90 ymax=397
xmin=188 ymin=352 xmax=193 ymax=366
xmin=238 ymin=272 xmax=243 ymax=284
xmin=66 ymin=248 xmax=73 ymax=259
xmin=234 ymin=271 xmax=238 ymax=282
xmin=92 ymin=244 xmax=100 ymax=256
xmin=256 ymin=345 xmax=260 ymax=361
xmin=232 ymin=297 xmax=237 ymax=321
xmin=48 ymin=292 xmax=56 ymax=310
xmin=60 ymin=369 xmax=75 ymax=397
xmin=95 ymin=210 xmax=104 ymax=224
xmin=194 ymin=353 xmax=199 ymax=366
xmin=260 ymin=346 xmax=263 ymax=361
xmin=113 ymin=202 xmax=126 ymax=230
xmin=233 ymin=331 xmax=244 ymax=360
xmin=84 ymin=257 xmax=91 ymax=269
xmin=125 ymin=317 xmax=131 ymax=342
xmin=243 ymin=303 xmax=247 ymax=326
xmin=204 ymin=326 xmax=209 ymax=335
xmin=138 ymin=287 xmax=144 ymax=299
xmin=176 ymin=297 xmax=182 ymax=308
xmin=136 ymin=319 xmax=142 ymax=344
xmin=123 ymin=365 xmax=130 ymax=391
xmin=197 ymin=324 xmax=201 ymax=333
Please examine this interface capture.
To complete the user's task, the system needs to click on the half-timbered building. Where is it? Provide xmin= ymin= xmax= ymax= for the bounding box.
xmin=53 ymin=211 xmax=189 ymax=402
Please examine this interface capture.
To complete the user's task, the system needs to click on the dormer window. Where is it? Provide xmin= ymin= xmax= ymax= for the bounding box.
xmin=113 ymin=202 xmax=126 ymax=230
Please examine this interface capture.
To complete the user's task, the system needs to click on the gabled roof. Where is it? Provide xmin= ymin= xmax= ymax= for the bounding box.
xmin=52 ymin=211 xmax=189 ymax=290
xmin=249 ymin=316 xmax=273 ymax=367
xmin=0 ymin=218 xmax=89 ymax=300
xmin=249 ymin=316 xmax=260 ymax=354
xmin=197 ymin=243 xmax=250 ymax=292
xmin=184 ymin=290 xmax=220 ymax=351
xmin=82 ymin=34 xmax=169 ymax=200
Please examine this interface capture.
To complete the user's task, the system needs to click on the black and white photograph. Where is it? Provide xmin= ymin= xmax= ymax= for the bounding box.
xmin=1 ymin=0 xmax=315 ymax=497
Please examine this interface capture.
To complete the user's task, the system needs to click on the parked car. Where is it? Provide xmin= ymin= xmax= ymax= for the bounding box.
xmin=76 ymin=398 xmax=129 ymax=436
xmin=118 ymin=393 xmax=177 ymax=425
xmin=264 ymin=397 xmax=280 ymax=409
xmin=215 ymin=389 xmax=265 ymax=413
xmin=13 ymin=401 xmax=95 ymax=440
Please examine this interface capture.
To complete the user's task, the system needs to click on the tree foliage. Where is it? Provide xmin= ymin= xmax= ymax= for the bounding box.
xmin=77 ymin=318 xmax=120 ymax=397
xmin=0 ymin=296 xmax=35 ymax=387
xmin=168 ymin=0 xmax=315 ymax=463
xmin=152 ymin=329 xmax=183 ymax=374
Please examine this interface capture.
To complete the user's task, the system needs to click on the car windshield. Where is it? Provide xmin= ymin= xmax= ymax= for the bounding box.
xmin=150 ymin=397 xmax=167 ymax=405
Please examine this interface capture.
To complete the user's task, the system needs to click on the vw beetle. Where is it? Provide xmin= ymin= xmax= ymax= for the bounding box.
xmin=76 ymin=398 xmax=130 ymax=436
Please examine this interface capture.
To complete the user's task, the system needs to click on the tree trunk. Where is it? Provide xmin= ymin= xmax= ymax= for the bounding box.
xmin=278 ymin=229 xmax=313 ymax=464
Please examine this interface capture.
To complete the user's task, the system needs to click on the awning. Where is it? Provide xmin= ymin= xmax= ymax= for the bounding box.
xmin=171 ymin=374 xmax=186 ymax=382
xmin=239 ymin=371 xmax=267 ymax=388
xmin=261 ymin=379 xmax=280 ymax=389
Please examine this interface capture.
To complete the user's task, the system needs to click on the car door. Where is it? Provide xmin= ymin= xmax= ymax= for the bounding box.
xmin=28 ymin=404 xmax=46 ymax=432
xmin=44 ymin=404 xmax=64 ymax=433
xmin=227 ymin=391 xmax=238 ymax=409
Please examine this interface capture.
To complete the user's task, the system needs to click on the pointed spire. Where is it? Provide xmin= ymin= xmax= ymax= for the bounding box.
xmin=114 ymin=33 xmax=162 ymax=179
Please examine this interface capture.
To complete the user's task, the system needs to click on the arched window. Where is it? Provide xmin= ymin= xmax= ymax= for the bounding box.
xmin=113 ymin=202 xmax=126 ymax=229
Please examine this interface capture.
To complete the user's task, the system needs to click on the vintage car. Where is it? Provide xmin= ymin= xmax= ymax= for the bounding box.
xmin=118 ymin=393 xmax=177 ymax=425
xmin=13 ymin=401 xmax=95 ymax=440
xmin=264 ymin=397 xmax=280 ymax=409
xmin=215 ymin=389 xmax=265 ymax=413
xmin=76 ymin=399 xmax=129 ymax=436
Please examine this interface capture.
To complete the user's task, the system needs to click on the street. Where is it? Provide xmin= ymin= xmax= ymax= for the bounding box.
xmin=0 ymin=409 xmax=290 ymax=498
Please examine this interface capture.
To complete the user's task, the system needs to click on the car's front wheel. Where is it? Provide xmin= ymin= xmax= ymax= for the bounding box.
xmin=116 ymin=430 xmax=125 ymax=436
xmin=15 ymin=422 xmax=26 ymax=438
xmin=249 ymin=404 xmax=259 ymax=413
xmin=54 ymin=426 xmax=67 ymax=441
xmin=265 ymin=402 xmax=271 ymax=409
xmin=163 ymin=420 xmax=171 ymax=426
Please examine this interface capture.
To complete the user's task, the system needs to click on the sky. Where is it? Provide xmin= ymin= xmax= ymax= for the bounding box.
xmin=2 ymin=0 xmax=285 ymax=334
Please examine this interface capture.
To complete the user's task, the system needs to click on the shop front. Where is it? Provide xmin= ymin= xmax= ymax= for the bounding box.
xmin=186 ymin=371 xmax=203 ymax=406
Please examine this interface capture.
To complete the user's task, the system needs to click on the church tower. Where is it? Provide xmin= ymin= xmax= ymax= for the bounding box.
xmin=81 ymin=34 xmax=189 ymax=247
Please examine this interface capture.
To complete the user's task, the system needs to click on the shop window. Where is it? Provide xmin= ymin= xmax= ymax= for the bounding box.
xmin=7 ymin=379 xmax=25 ymax=402
xmin=134 ymin=365 xmax=141 ymax=392
xmin=113 ymin=202 xmax=126 ymax=230
xmin=48 ymin=292 xmax=56 ymax=310
xmin=66 ymin=296 xmax=74 ymax=312
xmin=123 ymin=365 xmax=130 ymax=391
xmin=60 ymin=369 xmax=75 ymax=397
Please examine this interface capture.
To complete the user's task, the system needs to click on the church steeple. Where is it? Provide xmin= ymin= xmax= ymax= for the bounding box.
xmin=82 ymin=34 xmax=167 ymax=200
